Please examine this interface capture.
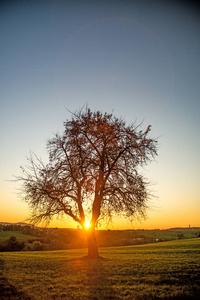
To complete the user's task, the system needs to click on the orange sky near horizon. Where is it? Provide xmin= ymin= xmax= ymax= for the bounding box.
xmin=1 ymin=181 xmax=199 ymax=230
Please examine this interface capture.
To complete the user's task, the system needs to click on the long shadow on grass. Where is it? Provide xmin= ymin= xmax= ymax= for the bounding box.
xmin=68 ymin=256 xmax=119 ymax=299
xmin=84 ymin=258 xmax=119 ymax=300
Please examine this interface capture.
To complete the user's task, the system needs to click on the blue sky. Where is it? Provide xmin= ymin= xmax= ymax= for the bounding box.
xmin=0 ymin=0 xmax=199 ymax=229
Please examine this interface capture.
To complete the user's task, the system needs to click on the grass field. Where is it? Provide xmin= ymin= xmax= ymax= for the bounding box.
xmin=0 ymin=238 xmax=200 ymax=299
xmin=0 ymin=231 xmax=37 ymax=243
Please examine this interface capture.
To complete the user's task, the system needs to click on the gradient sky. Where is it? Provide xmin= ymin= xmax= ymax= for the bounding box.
xmin=0 ymin=0 xmax=199 ymax=229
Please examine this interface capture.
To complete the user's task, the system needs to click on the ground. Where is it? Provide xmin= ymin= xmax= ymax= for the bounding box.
xmin=0 ymin=238 xmax=199 ymax=299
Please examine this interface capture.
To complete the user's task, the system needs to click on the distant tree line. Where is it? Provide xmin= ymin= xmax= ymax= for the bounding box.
xmin=0 ymin=225 xmax=199 ymax=252
xmin=0 ymin=224 xmax=38 ymax=235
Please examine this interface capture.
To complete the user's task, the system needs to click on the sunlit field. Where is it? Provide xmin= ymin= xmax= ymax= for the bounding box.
xmin=1 ymin=238 xmax=199 ymax=299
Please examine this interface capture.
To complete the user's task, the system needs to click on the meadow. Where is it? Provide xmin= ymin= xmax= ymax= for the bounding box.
xmin=0 ymin=238 xmax=199 ymax=299
xmin=0 ymin=231 xmax=36 ymax=243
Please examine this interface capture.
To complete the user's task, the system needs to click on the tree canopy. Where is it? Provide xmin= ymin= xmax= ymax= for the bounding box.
xmin=18 ymin=108 xmax=158 ymax=258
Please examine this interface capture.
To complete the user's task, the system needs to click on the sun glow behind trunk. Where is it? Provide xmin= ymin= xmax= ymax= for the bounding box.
xmin=85 ymin=220 xmax=90 ymax=229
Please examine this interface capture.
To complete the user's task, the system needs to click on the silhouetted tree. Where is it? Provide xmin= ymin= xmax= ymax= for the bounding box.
xmin=18 ymin=108 xmax=158 ymax=258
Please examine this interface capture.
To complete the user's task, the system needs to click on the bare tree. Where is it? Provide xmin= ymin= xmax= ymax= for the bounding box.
xmin=18 ymin=108 xmax=158 ymax=258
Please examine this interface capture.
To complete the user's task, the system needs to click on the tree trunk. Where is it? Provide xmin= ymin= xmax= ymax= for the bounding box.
xmin=86 ymin=226 xmax=100 ymax=259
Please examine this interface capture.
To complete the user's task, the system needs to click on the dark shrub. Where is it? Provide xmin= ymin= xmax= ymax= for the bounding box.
xmin=0 ymin=236 xmax=24 ymax=252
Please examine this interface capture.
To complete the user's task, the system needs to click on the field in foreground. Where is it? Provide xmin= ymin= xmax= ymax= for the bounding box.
xmin=0 ymin=238 xmax=200 ymax=300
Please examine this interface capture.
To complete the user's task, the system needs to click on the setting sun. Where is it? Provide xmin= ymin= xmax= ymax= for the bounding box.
xmin=85 ymin=220 xmax=90 ymax=229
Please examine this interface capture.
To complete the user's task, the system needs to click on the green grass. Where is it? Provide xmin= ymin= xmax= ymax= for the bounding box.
xmin=96 ymin=228 xmax=200 ymax=247
xmin=0 ymin=238 xmax=200 ymax=299
xmin=0 ymin=231 xmax=37 ymax=243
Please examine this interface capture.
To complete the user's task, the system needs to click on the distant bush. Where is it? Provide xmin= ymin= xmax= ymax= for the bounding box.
xmin=177 ymin=232 xmax=184 ymax=239
xmin=22 ymin=244 xmax=31 ymax=251
xmin=31 ymin=241 xmax=43 ymax=251
xmin=0 ymin=236 xmax=24 ymax=252
xmin=28 ymin=238 xmax=43 ymax=243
